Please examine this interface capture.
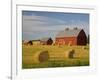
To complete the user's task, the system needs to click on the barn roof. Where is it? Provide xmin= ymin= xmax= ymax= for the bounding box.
xmin=56 ymin=29 xmax=83 ymax=38
xmin=40 ymin=37 xmax=52 ymax=42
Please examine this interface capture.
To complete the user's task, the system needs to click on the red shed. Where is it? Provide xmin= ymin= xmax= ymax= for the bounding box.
xmin=55 ymin=28 xmax=87 ymax=46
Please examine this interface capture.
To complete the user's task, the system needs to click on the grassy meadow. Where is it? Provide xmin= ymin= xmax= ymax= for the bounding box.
xmin=22 ymin=44 xmax=89 ymax=69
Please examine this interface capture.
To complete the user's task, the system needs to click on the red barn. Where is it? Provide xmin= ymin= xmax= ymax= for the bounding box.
xmin=55 ymin=28 xmax=87 ymax=46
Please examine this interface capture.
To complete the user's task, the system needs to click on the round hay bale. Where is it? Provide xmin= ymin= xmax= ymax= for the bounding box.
xmin=68 ymin=49 xmax=75 ymax=58
xmin=39 ymin=51 xmax=49 ymax=62
xmin=33 ymin=51 xmax=49 ymax=63
xmin=65 ymin=49 xmax=75 ymax=58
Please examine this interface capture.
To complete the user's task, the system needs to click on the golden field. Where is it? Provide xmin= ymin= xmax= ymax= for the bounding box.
xmin=22 ymin=44 xmax=89 ymax=69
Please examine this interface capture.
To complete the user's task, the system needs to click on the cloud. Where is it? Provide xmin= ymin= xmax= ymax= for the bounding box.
xmin=23 ymin=15 xmax=66 ymax=25
xmin=22 ymin=15 xmax=67 ymax=32
xmin=22 ymin=14 xmax=89 ymax=40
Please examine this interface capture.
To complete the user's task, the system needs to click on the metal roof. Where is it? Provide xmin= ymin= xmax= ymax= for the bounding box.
xmin=56 ymin=29 xmax=83 ymax=38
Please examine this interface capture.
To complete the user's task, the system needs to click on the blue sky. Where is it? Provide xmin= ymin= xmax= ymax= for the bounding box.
xmin=22 ymin=11 xmax=89 ymax=40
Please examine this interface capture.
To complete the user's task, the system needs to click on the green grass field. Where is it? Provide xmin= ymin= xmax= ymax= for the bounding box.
xmin=22 ymin=45 xmax=89 ymax=69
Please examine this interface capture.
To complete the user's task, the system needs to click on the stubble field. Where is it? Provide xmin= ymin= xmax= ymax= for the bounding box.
xmin=22 ymin=45 xmax=89 ymax=69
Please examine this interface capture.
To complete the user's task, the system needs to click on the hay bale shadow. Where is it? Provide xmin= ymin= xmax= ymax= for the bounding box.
xmin=68 ymin=49 xmax=75 ymax=59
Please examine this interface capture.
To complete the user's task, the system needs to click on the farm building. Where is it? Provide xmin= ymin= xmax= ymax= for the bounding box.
xmin=27 ymin=40 xmax=33 ymax=45
xmin=40 ymin=37 xmax=53 ymax=45
xmin=55 ymin=28 xmax=87 ymax=46
xmin=22 ymin=40 xmax=33 ymax=45
xmin=32 ymin=40 xmax=40 ymax=45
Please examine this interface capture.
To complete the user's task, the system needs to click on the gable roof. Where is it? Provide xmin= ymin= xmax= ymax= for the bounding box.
xmin=56 ymin=29 xmax=83 ymax=38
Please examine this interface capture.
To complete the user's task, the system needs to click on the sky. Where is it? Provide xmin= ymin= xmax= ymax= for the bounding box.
xmin=22 ymin=11 xmax=89 ymax=40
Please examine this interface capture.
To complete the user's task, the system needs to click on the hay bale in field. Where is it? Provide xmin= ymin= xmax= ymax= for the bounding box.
xmin=68 ymin=49 xmax=75 ymax=58
xmin=33 ymin=51 xmax=49 ymax=63
xmin=65 ymin=49 xmax=75 ymax=58
xmin=39 ymin=51 xmax=49 ymax=62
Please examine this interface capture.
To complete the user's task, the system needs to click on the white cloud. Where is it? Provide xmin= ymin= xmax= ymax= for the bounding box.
xmin=22 ymin=15 xmax=89 ymax=40
xmin=23 ymin=15 xmax=67 ymax=32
